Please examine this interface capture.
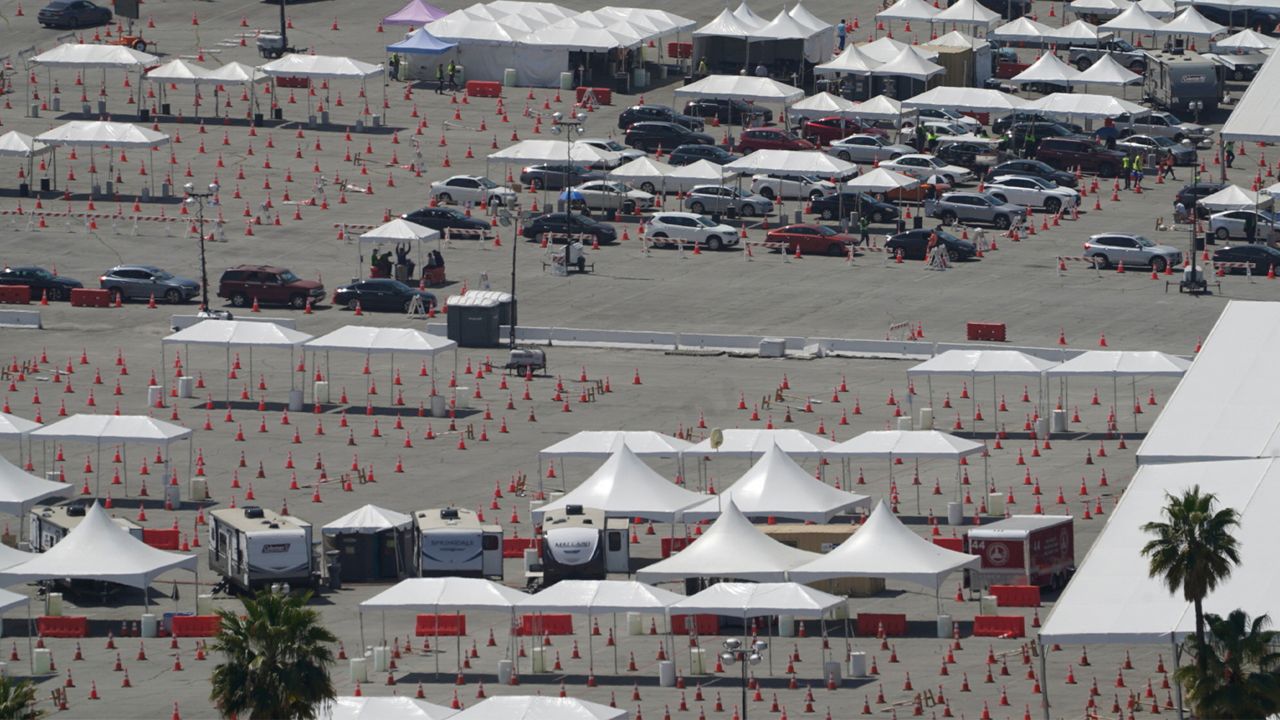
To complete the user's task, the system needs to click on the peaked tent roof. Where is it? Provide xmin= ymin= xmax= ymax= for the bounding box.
xmin=814 ymin=45 xmax=881 ymax=75
xmin=1010 ymin=53 xmax=1083 ymax=85
xmin=305 ymin=327 xmax=457 ymax=356
xmin=488 ymin=139 xmax=621 ymax=165
xmin=0 ymin=413 xmax=39 ymax=436
xmin=382 ymin=0 xmax=450 ymax=25
xmin=449 ymin=696 xmax=626 ymax=720
xmin=1223 ymin=51 xmax=1280 ymax=143
xmin=789 ymin=3 xmax=833 ymax=32
xmin=877 ymin=0 xmax=940 ymax=21
xmin=992 ymin=16 xmax=1054 ymax=41
xmin=260 ymin=54 xmax=383 ymax=79
xmin=723 ymin=149 xmax=856 ymax=176
xmin=674 ymin=75 xmax=806 ymax=103
xmin=322 ymin=504 xmax=414 ymax=535
xmin=0 ymin=502 xmax=196 ymax=589
xmin=1197 ymin=183 xmax=1258 ymax=210
xmin=361 ymin=577 xmax=527 ymax=612
xmin=1214 ymin=27 xmax=1277 ymax=51
xmin=870 ymin=47 xmax=945 ymax=79
xmin=932 ymin=0 xmax=1000 ymax=25
xmin=0 ymin=589 xmax=26 ymax=615
xmin=695 ymin=7 xmax=762 ymax=38
xmin=1099 ymin=3 xmax=1166 ymax=33
xmin=517 ymin=579 xmax=684 ymax=613
xmin=539 ymin=430 xmax=691 ymax=458
xmin=531 ymin=445 xmax=706 ymax=523
xmin=684 ymin=429 xmax=835 ymax=458
xmin=1047 ymin=351 xmax=1191 ymax=377
xmin=607 ymin=156 xmax=673 ymax=183
xmin=1029 ymin=91 xmax=1148 ymax=118
xmin=0 ymin=543 xmax=34 ymax=572
xmin=858 ymin=37 xmax=939 ymax=63
xmin=163 ymin=320 xmax=312 ymax=347
xmin=849 ymin=94 xmax=905 ymax=120
xmin=145 ymin=58 xmax=210 ymax=84
xmin=0 ymin=131 xmax=50 ymax=158
xmin=926 ymin=30 xmax=990 ymax=49
xmin=1074 ymin=54 xmax=1143 ymax=85
xmin=205 ymin=61 xmax=269 ymax=85
xmin=1157 ymin=6 xmax=1224 ymax=36
xmin=789 ymin=499 xmax=980 ymax=588
xmin=357 ymin=218 xmax=440 ymax=244
xmin=31 ymin=43 xmax=157 ymax=68
xmin=1137 ymin=0 xmax=1176 ymax=18
xmin=30 ymin=415 xmax=192 ymax=444
xmin=666 ymin=159 xmax=736 ymax=182
xmin=321 ymin=695 xmax=455 ymax=720
xmin=846 ymin=167 xmax=920 ymax=192
xmin=1049 ymin=19 xmax=1110 ymax=44
xmin=386 ymin=28 xmax=458 ymax=55
xmin=825 ymin=430 xmax=986 ymax=459
xmin=0 ymin=452 xmax=75 ymax=516
xmin=904 ymin=86 xmax=1027 ymax=112
xmin=753 ymin=9 xmax=818 ymax=40
xmin=35 ymin=121 xmax=169 ymax=148
xmin=909 ymin=349 xmax=1059 ymax=376
xmin=733 ymin=2 xmax=768 ymax=29
xmin=682 ymin=443 xmax=869 ymax=522
xmin=636 ymin=501 xmax=820 ymax=582
xmin=670 ymin=582 xmax=845 ymax=618
xmin=789 ymin=91 xmax=860 ymax=115
xmin=1069 ymin=0 xmax=1131 ymax=15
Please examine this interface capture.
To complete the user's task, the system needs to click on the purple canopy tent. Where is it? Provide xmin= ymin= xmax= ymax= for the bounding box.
xmin=382 ymin=0 xmax=448 ymax=25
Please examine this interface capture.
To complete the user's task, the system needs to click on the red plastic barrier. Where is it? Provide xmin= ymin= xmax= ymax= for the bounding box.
xmin=0 ymin=286 xmax=30 ymax=304
xmin=466 ymin=81 xmax=503 ymax=98
xmin=37 ymin=616 xmax=87 ymax=638
xmin=70 ymin=288 xmax=111 ymax=307
xmin=973 ymin=615 xmax=1026 ymax=638
xmin=142 ymin=528 xmax=180 ymax=550
xmin=415 ymin=614 xmax=468 ymax=637
xmin=967 ymin=322 xmax=1007 ymax=342
xmin=517 ymin=613 xmax=574 ymax=636
xmin=274 ymin=76 xmax=310 ymax=89
xmin=502 ymin=537 xmax=539 ymax=559
xmin=932 ymin=537 xmax=964 ymax=552
xmin=660 ymin=536 xmax=692 ymax=558
xmin=990 ymin=585 xmax=1041 ymax=608
xmin=422 ymin=267 xmax=447 ymax=287
xmin=575 ymin=86 xmax=612 ymax=106
xmin=856 ymin=613 xmax=907 ymax=637
xmin=667 ymin=41 xmax=693 ymax=59
xmin=171 ymin=615 xmax=221 ymax=637
xmin=671 ymin=614 xmax=720 ymax=636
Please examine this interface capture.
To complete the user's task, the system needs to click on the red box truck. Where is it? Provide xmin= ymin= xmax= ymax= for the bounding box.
xmin=965 ymin=515 xmax=1074 ymax=590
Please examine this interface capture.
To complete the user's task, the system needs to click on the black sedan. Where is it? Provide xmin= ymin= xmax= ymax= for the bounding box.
xmin=332 ymin=279 xmax=436 ymax=313
xmin=623 ymin=122 xmax=715 ymax=153
xmin=682 ymin=98 xmax=773 ymax=126
xmin=885 ymin=228 xmax=977 ymax=261
xmin=0 ymin=266 xmax=83 ymax=301
xmin=667 ymin=144 xmax=740 ymax=167
xmin=521 ymin=212 xmax=617 ymax=245
xmin=810 ymin=192 xmax=899 ymax=224
xmin=401 ymin=207 xmax=490 ymax=238
xmin=38 ymin=0 xmax=112 ymax=28
xmin=518 ymin=164 xmax=604 ymax=192
xmin=617 ymin=104 xmax=704 ymax=132
xmin=1212 ymin=245 xmax=1280 ymax=275
xmin=983 ymin=159 xmax=1077 ymax=188
xmin=935 ymin=141 xmax=1002 ymax=170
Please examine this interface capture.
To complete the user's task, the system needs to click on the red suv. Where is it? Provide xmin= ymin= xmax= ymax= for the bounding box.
xmin=802 ymin=116 xmax=887 ymax=145
xmin=217 ymin=265 xmax=325 ymax=309
xmin=736 ymin=128 xmax=816 ymax=153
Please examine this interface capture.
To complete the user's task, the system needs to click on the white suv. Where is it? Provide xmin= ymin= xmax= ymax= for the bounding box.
xmin=645 ymin=212 xmax=740 ymax=251
xmin=749 ymin=173 xmax=838 ymax=201
xmin=580 ymin=138 xmax=645 ymax=165
xmin=429 ymin=175 xmax=517 ymax=207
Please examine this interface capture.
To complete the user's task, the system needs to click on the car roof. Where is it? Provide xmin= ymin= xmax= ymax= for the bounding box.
xmin=654 ymin=211 xmax=702 ymax=219
xmin=3 ymin=266 xmax=46 ymax=272
xmin=109 ymin=264 xmax=164 ymax=272
xmin=629 ymin=121 xmax=679 ymax=129
xmin=227 ymin=264 xmax=287 ymax=273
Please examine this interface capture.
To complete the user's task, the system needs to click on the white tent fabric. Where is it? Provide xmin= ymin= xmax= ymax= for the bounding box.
xmin=789 ymin=92 xmax=860 ymax=116
xmin=361 ymin=577 xmax=527 ymax=612
xmin=1196 ymin=183 xmax=1258 ymax=210
xmin=636 ymin=501 xmax=820 ymax=582
xmin=358 ymin=219 xmax=440 ymax=244
xmin=932 ymin=0 xmax=1000 ymax=26
xmin=206 ymin=61 xmax=270 ymax=85
xmin=814 ymin=46 xmax=881 ymax=76
xmin=1041 ymin=458 xmax=1280 ymax=644
xmin=695 ymin=8 xmax=762 ymax=39
xmin=449 ymin=697 xmax=626 ymax=720
xmin=909 ymin=350 xmax=1059 ymax=376
xmin=733 ymin=2 xmax=768 ymax=29
xmin=517 ymin=580 xmax=683 ymax=613
xmin=669 ymin=582 xmax=845 ymax=618
xmin=825 ymin=430 xmax=985 ymax=459
xmin=992 ymin=16 xmax=1054 ymax=42
xmin=488 ymin=139 xmax=621 ymax=166
xmin=304 ymin=327 xmax=456 ymax=356
xmin=1069 ymin=0 xmax=1131 ymax=16
xmin=0 ymin=453 xmax=74 ymax=516
xmin=430 ymin=7 xmax=531 ymax=45
xmin=1137 ymin=301 xmax=1280 ymax=464
xmin=683 ymin=429 xmax=834 ymax=458
xmin=1010 ymin=53 xmax=1083 ymax=85
xmin=0 ymin=589 xmax=27 ymax=614
xmin=674 ymin=75 xmax=805 ymax=104
xmin=0 ymin=543 xmax=34 ymax=573
xmin=1099 ymin=3 xmax=1166 ymax=33
xmin=1027 ymin=92 xmax=1148 ymax=119
xmin=877 ymin=0 xmax=940 ymax=21
xmin=1073 ymin=54 xmax=1143 ymax=85
xmin=146 ymin=59 xmax=210 ymax=84
xmin=789 ymin=3 xmax=833 ymax=33
xmin=788 ymin=499 xmax=980 ymax=588
xmin=681 ymin=443 xmax=869 ymax=522
xmin=260 ymin=54 xmax=383 ymax=79
xmin=848 ymin=94 xmax=904 ymax=120
xmin=1137 ymin=0 xmax=1176 ymax=18
xmin=1157 ymin=6 xmax=1225 ymax=36
xmin=1223 ymin=50 xmax=1280 ymax=143
xmin=1213 ymin=27 xmax=1277 ymax=51
xmin=607 ymin=156 xmax=672 ymax=185
xmin=523 ymin=19 xmax=639 ymax=50
xmin=322 ymin=504 xmax=414 ymax=535
xmin=845 ymin=167 xmax=920 ymax=192
xmin=870 ymin=47 xmax=945 ymax=79
xmin=0 ymin=131 xmax=50 ymax=158
xmin=531 ymin=445 xmax=706 ymax=522
xmin=320 ymin=696 xmax=455 ymax=720
xmin=664 ymin=159 xmax=736 ymax=193
xmin=35 ymin=121 xmax=169 ymax=148
xmin=753 ymin=10 xmax=827 ymax=63
xmin=162 ymin=320 xmax=312 ymax=347
xmin=926 ymin=30 xmax=990 ymax=49
xmin=903 ymin=86 xmax=1027 ymax=112
xmin=723 ymin=149 xmax=857 ymax=176
xmin=0 ymin=413 xmax=39 ymax=436
xmin=30 ymin=415 xmax=192 ymax=445
xmin=31 ymin=43 xmax=157 ymax=68
xmin=1049 ymin=19 xmax=1110 ymax=45
xmin=539 ymin=431 xmax=691 ymax=458
xmin=0 ymin=502 xmax=196 ymax=590
xmin=1046 ymin=351 xmax=1191 ymax=377
xmin=858 ymin=37 xmax=938 ymax=63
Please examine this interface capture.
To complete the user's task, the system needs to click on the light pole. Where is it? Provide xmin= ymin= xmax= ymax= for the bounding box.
xmin=720 ymin=637 xmax=768 ymax=720
xmin=550 ymin=110 xmax=587 ymax=238
xmin=184 ymin=181 xmax=232 ymax=319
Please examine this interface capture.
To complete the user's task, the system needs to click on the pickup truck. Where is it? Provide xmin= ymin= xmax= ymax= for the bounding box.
xmin=924 ymin=191 xmax=1027 ymax=230
xmin=1067 ymin=39 xmax=1148 ymax=73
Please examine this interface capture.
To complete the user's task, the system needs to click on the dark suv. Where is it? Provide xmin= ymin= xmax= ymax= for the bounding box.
xmin=992 ymin=112 xmax=1081 ymax=136
xmin=1035 ymin=136 xmax=1126 ymax=177
xmin=617 ymin=104 xmax=704 ymax=131
xmin=623 ymin=122 xmax=714 ymax=152
xmin=1176 ymin=181 xmax=1229 ymax=219
xmin=217 ymin=265 xmax=325 ymax=309
xmin=668 ymin=144 xmax=740 ymax=166
xmin=682 ymin=98 xmax=773 ymax=126
xmin=518 ymin=164 xmax=604 ymax=191
xmin=0 ymin=266 xmax=83 ymax=301
xmin=1005 ymin=122 xmax=1075 ymax=154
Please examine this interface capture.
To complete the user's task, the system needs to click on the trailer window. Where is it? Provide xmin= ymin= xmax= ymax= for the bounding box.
xmin=607 ymin=532 xmax=622 ymax=552
xmin=482 ymin=535 xmax=499 ymax=551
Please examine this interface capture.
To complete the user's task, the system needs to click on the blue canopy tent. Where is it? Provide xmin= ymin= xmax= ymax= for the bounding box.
xmin=386 ymin=28 xmax=458 ymax=81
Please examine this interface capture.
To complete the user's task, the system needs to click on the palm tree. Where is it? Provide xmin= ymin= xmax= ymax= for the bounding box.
xmin=0 ymin=676 xmax=38 ymax=720
xmin=209 ymin=589 xmax=337 ymax=720
xmin=1141 ymin=485 xmax=1241 ymax=672
xmin=1175 ymin=609 xmax=1280 ymax=719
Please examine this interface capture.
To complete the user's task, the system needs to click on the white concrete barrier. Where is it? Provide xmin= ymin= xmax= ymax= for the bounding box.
xmin=0 ymin=310 xmax=41 ymax=329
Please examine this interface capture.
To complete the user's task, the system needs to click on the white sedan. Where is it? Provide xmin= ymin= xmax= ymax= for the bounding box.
xmin=644 ymin=211 xmax=740 ymax=251
xmin=428 ymin=175 xmax=518 ymax=207
xmin=570 ymin=180 xmax=655 ymax=213
xmin=879 ymin=154 xmax=974 ymax=185
xmin=985 ymin=175 xmax=1080 ymax=214
xmin=826 ymin=134 xmax=914 ymax=164
xmin=1209 ymin=209 xmax=1277 ymax=241
xmin=749 ymin=173 xmax=839 ymax=201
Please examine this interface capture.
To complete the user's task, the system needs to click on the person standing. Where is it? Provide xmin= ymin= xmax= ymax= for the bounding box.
xmin=1122 ymin=154 xmax=1132 ymax=190
xmin=1133 ymin=153 xmax=1144 ymax=190
xmin=1226 ymin=140 xmax=1235 ymax=168
xmin=837 ymin=20 xmax=847 ymax=50
xmin=447 ymin=60 xmax=458 ymax=90
xmin=858 ymin=213 xmax=870 ymax=246
xmin=435 ymin=63 xmax=445 ymax=94
xmin=697 ymin=56 xmax=708 ymax=76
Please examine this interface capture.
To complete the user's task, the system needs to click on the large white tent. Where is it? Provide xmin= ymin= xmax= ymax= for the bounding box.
xmin=814 ymin=46 xmax=881 ymax=76
xmin=1099 ymin=3 xmax=1166 ymax=33
xmin=683 ymin=429 xmax=834 ymax=459
xmin=858 ymin=37 xmax=938 ymax=64
xmin=788 ymin=91 xmax=861 ymax=116
xmin=36 ymin=120 xmax=169 ymax=148
xmin=531 ymin=445 xmax=706 ymax=522
xmin=664 ymin=159 xmax=736 ymax=193
xmin=877 ymin=0 xmax=940 ymax=22
xmin=991 ymin=16 xmax=1054 ymax=43
xmin=1050 ymin=19 xmax=1110 ymax=45
xmin=355 ymin=219 xmax=440 ymax=277
xmin=1156 ymin=6 xmax=1224 ymax=37
xmin=903 ymin=86 xmax=1027 ymax=113
xmin=303 ymin=326 xmax=457 ymax=399
xmin=722 ymin=149 xmax=857 ymax=176
xmin=1048 ymin=351 xmax=1191 ymax=432
xmin=1213 ymin=28 xmax=1277 ymax=52
xmin=847 ymin=95 xmax=905 ymax=122
xmin=0 ymin=412 xmax=39 ymax=470
xmin=870 ymin=47 xmax=945 ymax=80
xmin=1073 ymin=54 xmax=1143 ymax=86
xmin=488 ymin=139 xmax=622 ymax=167
xmin=0 ymin=452 xmax=74 ymax=518
xmin=449 ymin=696 xmax=627 ymax=720
xmin=1028 ymin=92 xmax=1148 ymax=119
xmin=681 ymin=443 xmax=869 ymax=522
xmin=322 ymin=504 xmax=414 ymax=535
xmin=846 ymin=167 xmax=919 ymax=192
xmin=259 ymin=54 xmax=384 ymax=120
xmin=1196 ymin=183 xmax=1258 ymax=211
xmin=636 ymin=501 xmax=820 ymax=583
xmin=932 ymin=0 xmax=1000 ymax=28
xmin=163 ymin=320 xmax=312 ymax=402
xmin=608 ymin=156 xmax=672 ymax=194
xmin=1010 ymin=53 xmax=1083 ymax=86
xmin=319 ymin=696 xmax=456 ymax=720
xmin=30 ymin=415 xmax=192 ymax=496
xmin=674 ymin=75 xmax=805 ymax=104
xmin=826 ymin=430 xmax=985 ymax=460
xmin=670 ymin=581 xmax=845 ymax=618
xmin=909 ymin=350 xmax=1059 ymax=432
xmin=539 ymin=431 xmax=692 ymax=458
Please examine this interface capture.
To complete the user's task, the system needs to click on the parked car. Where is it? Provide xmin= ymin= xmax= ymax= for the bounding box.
xmin=332 ymin=279 xmax=435 ymax=313
xmin=801 ymin=116 xmax=887 ymax=145
xmin=934 ymin=140 xmax=1002 ymax=170
xmin=623 ymin=122 xmax=715 ymax=152
xmin=983 ymin=159 xmax=1078 ymax=188
xmin=682 ymin=98 xmax=772 ymax=125
xmin=579 ymin=138 xmax=645 ymax=164
xmin=924 ymin=191 xmax=1027 ymax=229
xmin=644 ymin=212 xmax=739 ymax=251
xmin=429 ymin=175 xmax=518 ymax=207
xmin=1209 ymin=209 xmax=1278 ymax=240
xmin=984 ymin=175 xmax=1080 ymax=213
xmin=570 ymin=180 xmax=655 ymax=213
xmin=617 ymin=104 xmax=704 ymax=131
xmin=401 ymin=206 xmax=491 ymax=237
xmin=920 ymin=120 xmax=971 ymax=140
xmin=750 ymin=174 xmax=837 ymax=201
xmin=810 ymin=191 xmax=899 ymax=223
xmin=216 ymin=265 xmax=325 ymax=309
xmin=520 ymin=212 xmax=617 ymax=245
xmin=1067 ymin=38 xmax=1148 ymax=73
xmin=0 ymin=266 xmax=83 ymax=301
xmin=1115 ymin=110 xmax=1213 ymax=145
xmin=1005 ymin=121 xmax=1076 ymax=154
xmin=993 ymin=112 xmax=1062 ymax=135
xmin=1115 ymin=134 xmax=1197 ymax=166
xmin=1175 ymin=181 xmax=1228 ymax=219
xmin=1212 ymin=244 xmax=1280 ymax=274
xmin=735 ymin=128 xmax=816 ymax=153
xmin=683 ymin=185 xmax=775 ymax=216
xmin=766 ymin=224 xmax=859 ymax=256
xmin=879 ymin=154 xmax=974 ymax=184
xmin=99 ymin=265 xmax=199 ymax=304
xmin=907 ymin=108 xmax=983 ymax=132
xmin=886 ymin=179 xmax=952 ymax=203
xmin=1083 ymin=233 xmax=1183 ymax=272
xmin=1035 ymin=136 xmax=1126 ymax=177
xmin=885 ymin=227 xmax=978 ymax=261
xmin=667 ymin=144 xmax=740 ymax=167
xmin=518 ymin=164 xmax=605 ymax=191
xmin=825 ymin=134 xmax=914 ymax=164
xmin=37 ymin=0 xmax=112 ymax=28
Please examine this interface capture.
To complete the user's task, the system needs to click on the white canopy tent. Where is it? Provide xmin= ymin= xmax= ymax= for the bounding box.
xmin=355 ymin=219 xmax=440 ymax=278
xmin=0 ymin=502 xmax=197 ymax=606
xmin=1099 ymin=3 xmax=1166 ymax=34
xmin=29 ymin=415 xmax=193 ymax=497
xmin=903 ymin=86 xmax=1027 ymax=113
xmin=259 ymin=54 xmax=384 ymax=121
xmin=322 ymin=504 xmax=414 ymax=535
xmin=824 ymin=429 xmax=986 ymax=506
xmin=733 ymin=2 xmax=768 ymax=29
xmin=1073 ymin=54 xmax=1144 ymax=86
xmin=789 ymin=499 xmax=980 ymax=611
xmin=488 ymin=139 xmax=622 ymax=169
xmin=1138 ymin=0 xmax=1176 ymax=18
xmin=991 ymin=17 xmax=1055 ymax=43
xmin=0 ymin=452 xmax=74 ymax=519
xmin=814 ymin=46 xmax=881 ymax=76
xmin=303 ymin=326 xmax=457 ymax=407
xmin=636 ymin=501 xmax=820 ymax=583
xmin=1222 ymin=50 xmax=1280 ymax=143
xmin=145 ymin=59 xmax=211 ymax=116
xmin=1050 ymin=19 xmax=1111 ymax=45
xmin=663 ymin=159 xmax=738 ymax=194
xmin=205 ymin=62 xmax=269 ymax=118
xmin=670 ymin=581 xmax=844 ymax=618
xmin=35 ymin=121 xmax=170 ymax=196
xmin=1196 ymin=183 xmax=1259 ymax=210
xmin=608 ymin=156 xmax=672 ymax=194
xmin=29 ymin=44 xmax=158 ymax=115
xmin=847 ymin=95 xmax=905 ymax=122
xmin=846 ymin=167 xmax=919 ymax=192
xmin=1028 ymin=92 xmax=1149 ymax=119
xmin=870 ymin=47 xmax=945 ymax=81
xmin=681 ymin=443 xmax=869 ymax=522
xmin=319 ymin=696 xmax=456 ymax=720
xmin=693 ymin=9 xmax=765 ymax=74
xmin=788 ymin=91 xmax=861 ymax=116
xmin=858 ymin=37 xmax=939 ymax=64
xmin=0 ymin=412 xmax=39 ymax=472
xmin=877 ymin=0 xmax=941 ymax=22
xmin=674 ymin=75 xmax=805 ymax=105
xmin=932 ymin=0 xmax=1000 ymax=28
xmin=539 ymin=430 xmax=691 ymax=481
xmin=531 ymin=445 xmax=706 ymax=523
xmin=723 ymin=149 xmax=857 ymax=176
xmin=1010 ymin=53 xmax=1083 ymax=86
xmin=1156 ymin=6 xmax=1225 ymax=37
xmin=749 ymin=9 xmax=830 ymax=64
xmin=162 ymin=320 xmax=313 ymax=403
xmin=908 ymin=350 xmax=1060 ymax=433
xmin=1069 ymin=0 xmax=1131 ymax=17
xmin=1047 ymin=351 xmax=1191 ymax=431
xmin=1213 ymin=27 xmax=1277 ymax=52
xmin=0 ymin=131 xmax=52 ymax=190
xmin=449 ymin=696 xmax=627 ymax=720
xmin=683 ymin=428 xmax=834 ymax=460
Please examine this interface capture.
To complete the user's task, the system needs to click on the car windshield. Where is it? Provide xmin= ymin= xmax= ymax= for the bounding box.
xmin=601 ymin=141 xmax=626 ymax=151
xmin=477 ymin=177 xmax=498 ymax=188
xmin=693 ymin=216 xmax=718 ymax=227
xmin=386 ymin=280 xmax=412 ymax=292
xmin=979 ymin=193 xmax=1003 ymax=204
xmin=1017 ymin=176 xmax=1053 ymax=188
xmin=925 ymin=157 xmax=946 ymax=168
xmin=1113 ymin=38 xmax=1136 ymax=52
xmin=1133 ymin=236 xmax=1155 ymax=248
xmin=279 ymin=271 xmax=300 ymax=283
xmin=936 ymin=230 xmax=961 ymax=244
xmin=442 ymin=208 xmax=467 ymax=219
xmin=814 ymin=226 xmax=839 ymax=236
xmin=153 ymin=270 xmax=174 ymax=280
xmin=34 ymin=269 xmax=52 ymax=280
xmin=1151 ymin=136 xmax=1177 ymax=147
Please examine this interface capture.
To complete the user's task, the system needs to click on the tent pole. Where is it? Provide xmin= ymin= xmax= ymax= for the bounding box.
xmin=1131 ymin=377 xmax=1138 ymax=433
xmin=588 ymin=610 xmax=594 ymax=676
xmin=613 ymin=614 xmax=619 ymax=673
xmin=358 ymin=609 xmax=365 ymax=658
xmin=1039 ymin=638 xmax=1051 ymax=720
